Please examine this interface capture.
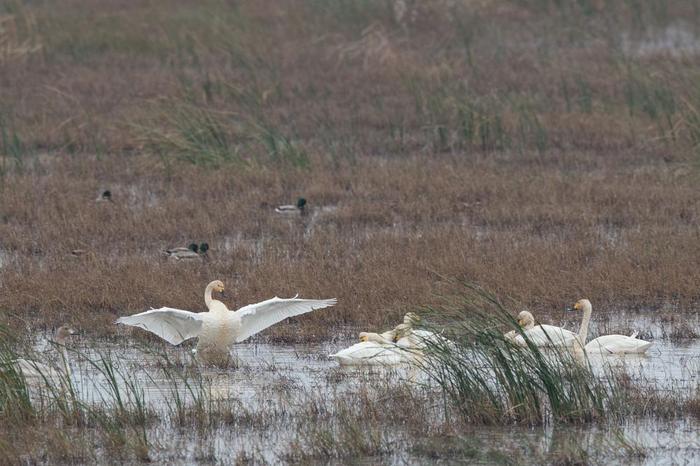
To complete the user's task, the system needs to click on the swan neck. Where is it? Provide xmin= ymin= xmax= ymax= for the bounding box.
xmin=578 ymin=302 xmax=592 ymax=344
xmin=62 ymin=346 xmax=72 ymax=377
xmin=205 ymin=283 xmax=214 ymax=309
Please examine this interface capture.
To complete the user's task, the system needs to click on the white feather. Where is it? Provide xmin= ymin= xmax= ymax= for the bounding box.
xmin=116 ymin=307 xmax=203 ymax=345
xmin=234 ymin=297 xmax=337 ymax=342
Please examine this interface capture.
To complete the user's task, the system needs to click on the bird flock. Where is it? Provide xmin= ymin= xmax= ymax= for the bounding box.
xmin=7 ymin=194 xmax=653 ymax=384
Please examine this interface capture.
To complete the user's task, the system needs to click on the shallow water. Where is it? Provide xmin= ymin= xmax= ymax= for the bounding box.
xmin=23 ymin=328 xmax=700 ymax=464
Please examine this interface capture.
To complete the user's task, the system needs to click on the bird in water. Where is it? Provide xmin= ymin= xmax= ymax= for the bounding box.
xmin=116 ymin=280 xmax=336 ymax=367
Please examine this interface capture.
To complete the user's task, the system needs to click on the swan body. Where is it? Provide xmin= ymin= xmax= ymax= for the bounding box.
xmin=329 ymin=341 xmax=417 ymax=366
xmin=117 ymin=280 xmax=336 ymax=366
xmin=10 ymin=325 xmax=76 ymax=386
xmin=585 ymin=334 xmax=653 ymax=354
xmin=509 ymin=311 xmax=578 ymax=347
xmin=513 ymin=325 xmax=579 ymax=347
xmin=568 ymin=299 xmax=653 ymax=355
xmin=329 ymin=313 xmax=431 ymax=366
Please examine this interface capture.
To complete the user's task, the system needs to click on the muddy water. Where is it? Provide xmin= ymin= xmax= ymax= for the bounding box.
xmin=26 ymin=327 xmax=700 ymax=464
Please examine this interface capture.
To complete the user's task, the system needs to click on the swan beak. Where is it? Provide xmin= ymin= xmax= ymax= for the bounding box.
xmin=517 ymin=319 xmax=523 ymax=326
xmin=359 ymin=336 xmax=367 ymax=342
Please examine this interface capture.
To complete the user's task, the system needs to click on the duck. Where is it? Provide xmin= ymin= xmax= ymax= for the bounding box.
xmin=165 ymin=242 xmax=209 ymax=261
xmin=275 ymin=198 xmax=307 ymax=215
xmin=568 ymin=299 xmax=653 ymax=354
xmin=116 ymin=280 xmax=336 ymax=367
xmin=95 ymin=190 xmax=112 ymax=203
xmin=9 ymin=325 xmax=76 ymax=386
xmin=509 ymin=310 xmax=579 ymax=347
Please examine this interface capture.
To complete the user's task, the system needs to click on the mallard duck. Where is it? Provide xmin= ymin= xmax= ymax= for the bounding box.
xmin=275 ymin=198 xmax=307 ymax=215
xmin=96 ymin=190 xmax=112 ymax=203
xmin=165 ymin=242 xmax=209 ymax=261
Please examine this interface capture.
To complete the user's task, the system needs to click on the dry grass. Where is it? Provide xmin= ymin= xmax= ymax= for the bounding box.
xmin=0 ymin=0 xmax=699 ymax=341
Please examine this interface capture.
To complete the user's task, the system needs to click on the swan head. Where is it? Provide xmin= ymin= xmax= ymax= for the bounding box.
xmin=392 ymin=323 xmax=412 ymax=341
xmin=297 ymin=198 xmax=307 ymax=209
xmin=209 ymin=280 xmax=225 ymax=294
xmin=516 ymin=311 xmax=534 ymax=328
xmin=54 ymin=325 xmax=77 ymax=344
xmin=403 ymin=312 xmax=421 ymax=326
xmin=568 ymin=299 xmax=591 ymax=312
xmin=359 ymin=332 xmax=379 ymax=343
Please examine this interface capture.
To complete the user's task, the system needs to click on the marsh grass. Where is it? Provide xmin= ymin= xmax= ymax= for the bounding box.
xmin=1 ymin=328 xmax=697 ymax=463
xmin=419 ymin=284 xmax=628 ymax=425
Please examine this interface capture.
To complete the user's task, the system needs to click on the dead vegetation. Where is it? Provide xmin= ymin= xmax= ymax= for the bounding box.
xmin=0 ymin=1 xmax=699 ymax=342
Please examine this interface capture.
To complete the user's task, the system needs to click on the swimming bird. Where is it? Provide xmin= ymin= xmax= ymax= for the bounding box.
xmin=504 ymin=311 xmax=536 ymax=341
xmin=509 ymin=310 xmax=579 ymax=347
xmin=275 ymin=198 xmax=307 ymax=215
xmin=359 ymin=330 xmax=396 ymax=344
xmin=568 ymin=299 xmax=653 ymax=354
xmin=165 ymin=243 xmax=209 ymax=261
xmin=96 ymin=190 xmax=112 ymax=203
xmin=116 ymin=280 xmax=336 ymax=366
xmin=329 ymin=313 xmax=431 ymax=366
xmin=392 ymin=312 xmax=453 ymax=349
xmin=10 ymin=325 xmax=76 ymax=386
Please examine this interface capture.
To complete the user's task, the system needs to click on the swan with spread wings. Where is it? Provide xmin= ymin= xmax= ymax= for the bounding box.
xmin=116 ymin=280 xmax=336 ymax=366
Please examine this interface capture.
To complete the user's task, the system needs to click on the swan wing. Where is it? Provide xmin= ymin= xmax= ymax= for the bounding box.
xmin=515 ymin=325 xmax=577 ymax=347
xmin=116 ymin=307 xmax=203 ymax=345
xmin=13 ymin=358 xmax=60 ymax=380
xmin=232 ymin=296 xmax=336 ymax=342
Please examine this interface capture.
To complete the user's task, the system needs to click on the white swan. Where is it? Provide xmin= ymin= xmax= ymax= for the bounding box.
xmin=11 ymin=325 xmax=76 ymax=386
xmin=117 ymin=280 xmax=336 ymax=366
xmin=510 ymin=311 xmax=579 ymax=347
xmin=569 ymin=299 xmax=653 ymax=354
xmin=359 ymin=330 xmax=396 ymax=344
xmin=329 ymin=340 xmax=414 ymax=366
xmin=504 ymin=311 xmax=535 ymax=341
xmin=329 ymin=313 xmax=425 ymax=366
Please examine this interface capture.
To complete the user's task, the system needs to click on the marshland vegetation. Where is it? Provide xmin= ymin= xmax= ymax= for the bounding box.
xmin=1 ymin=0 xmax=700 ymax=463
